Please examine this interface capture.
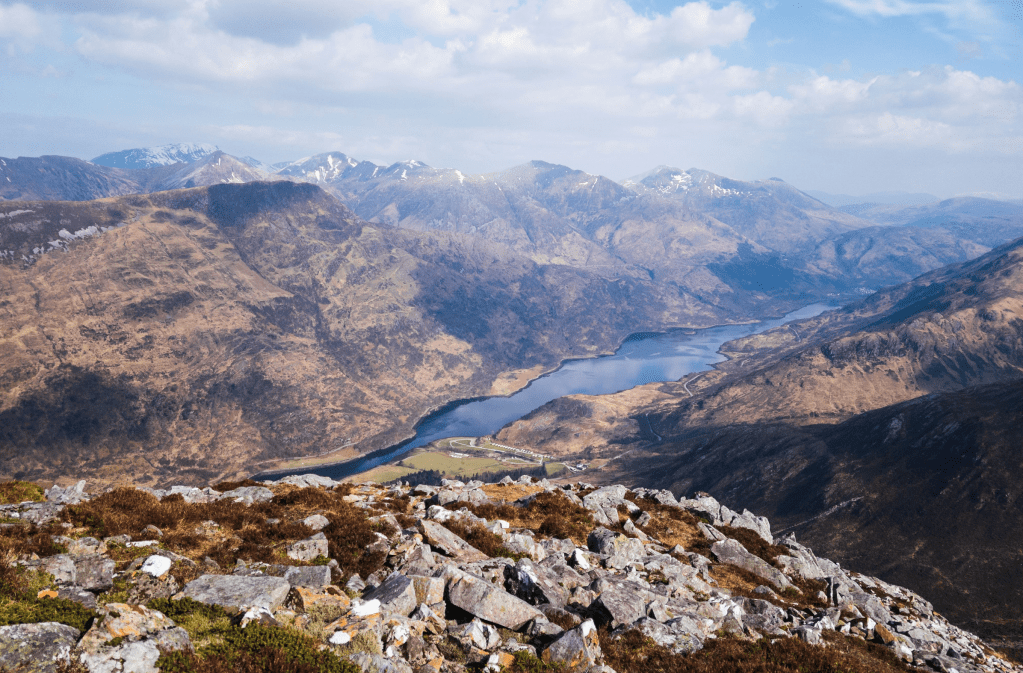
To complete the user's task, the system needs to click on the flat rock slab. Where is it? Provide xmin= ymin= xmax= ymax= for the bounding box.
xmin=711 ymin=539 xmax=793 ymax=592
xmin=180 ymin=574 xmax=291 ymax=612
xmin=447 ymin=574 xmax=542 ymax=630
xmin=417 ymin=520 xmax=487 ymax=562
xmin=0 ymin=622 xmax=80 ymax=673
xmin=363 ymin=573 xmax=417 ymax=617
xmin=283 ymin=565 xmax=333 ymax=588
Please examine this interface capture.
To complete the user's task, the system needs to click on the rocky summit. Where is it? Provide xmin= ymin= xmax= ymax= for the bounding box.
xmin=0 ymin=475 xmax=1017 ymax=673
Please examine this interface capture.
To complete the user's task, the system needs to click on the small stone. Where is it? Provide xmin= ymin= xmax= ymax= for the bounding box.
xmin=303 ymin=514 xmax=330 ymax=531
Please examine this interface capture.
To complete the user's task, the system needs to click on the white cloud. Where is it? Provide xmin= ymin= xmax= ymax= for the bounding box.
xmin=825 ymin=0 xmax=994 ymax=23
xmin=0 ymin=2 xmax=60 ymax=53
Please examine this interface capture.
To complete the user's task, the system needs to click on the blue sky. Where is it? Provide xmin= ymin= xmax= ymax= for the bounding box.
xmin=1 ymin=0 xmax=1020 ymax=197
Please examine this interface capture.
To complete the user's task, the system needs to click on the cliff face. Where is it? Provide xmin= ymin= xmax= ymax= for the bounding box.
xmin=1 ymin=473 xmax=1017 ymax=673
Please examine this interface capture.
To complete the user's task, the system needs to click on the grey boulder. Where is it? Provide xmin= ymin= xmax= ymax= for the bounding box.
xmin=363 ymin=573 xmax=418 ymax=617
xmin=180 ymin=574 xmax=291 ymax=612
xmin=711 ymin=539 xmax=793 ymax=592
xmin=0 ymin=622 xmax=80 ymax=673
xmin=447 ymin=574 xmax=543 ymax=630
xmin=287 ymin=532 xmax=329 ymax=562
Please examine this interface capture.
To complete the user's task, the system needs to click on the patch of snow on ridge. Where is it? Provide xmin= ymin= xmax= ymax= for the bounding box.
xmin=92 ymin=142 xmax=219 ymax=169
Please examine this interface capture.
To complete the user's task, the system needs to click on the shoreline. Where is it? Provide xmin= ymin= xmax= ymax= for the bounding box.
xmin=252 ymin=297 xmax=845 ymax=480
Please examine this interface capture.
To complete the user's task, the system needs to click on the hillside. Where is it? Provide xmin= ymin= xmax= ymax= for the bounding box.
xmin=0 ymin=473 xmax=1018 ymax=673
xmin=493 ymin=236 xmax=1023 ymax=654
xmin=0 ymin=181 xmax=738 ymax=488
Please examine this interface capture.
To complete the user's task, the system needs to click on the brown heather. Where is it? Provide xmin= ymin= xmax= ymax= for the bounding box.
xmin=464 ymin=490 xmax=595 ymax=545
xmin=599 ymin=628 xmax=916 ymax=673
xmin=57 ymin=486 xmax=385 ymax=578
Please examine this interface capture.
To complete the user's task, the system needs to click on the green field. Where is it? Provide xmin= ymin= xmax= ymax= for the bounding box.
xmin=349 ymin=438 xmax=568 ymax=483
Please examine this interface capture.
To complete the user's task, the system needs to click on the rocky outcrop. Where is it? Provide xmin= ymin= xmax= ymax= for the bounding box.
xmin=2 ymin=476 xmax=1018 ymax=673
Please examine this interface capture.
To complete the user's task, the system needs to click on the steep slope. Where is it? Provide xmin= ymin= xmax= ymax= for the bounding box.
xmin=91 ymin=142 xmax=219 ymax=169
xmin=618 ymin=380 xmax=1023 ymax=655
xmin=142 ymin=151 xmax=281 ymax=191
xmin=624 ymin=167 xmax=869 ymax=254
xmin=0 ymin=156 xmax=141 ymax=202
xmin=0 ymin=182 xmax=730 ymax=488
xmin=494 ymin=237 xmax=1023 ymax=653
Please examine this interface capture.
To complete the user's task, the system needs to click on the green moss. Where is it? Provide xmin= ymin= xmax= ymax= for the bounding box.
xmin=150 ymin=597 xmax=360 ymax=673
xmin=311 ymin=555 xmax=331 ymax=566
xmin=0 ymin=480 xmax=45 ymax=505
xmin=98 ymin=576 xmax=130 ymax=606
xmin=0 ymin=595 xmax=97 ymax=632
xmin=107 ymin=636 xmax=125 ymax=648
xmin=507 ymin=650 xmax=565 ymax=673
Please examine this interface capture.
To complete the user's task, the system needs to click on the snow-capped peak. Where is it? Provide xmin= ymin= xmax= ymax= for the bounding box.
xmin=91 ymin=143 xmax=220 ymax=169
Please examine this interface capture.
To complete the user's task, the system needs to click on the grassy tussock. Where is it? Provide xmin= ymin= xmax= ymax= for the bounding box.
xmin=600 ymin=628 xmax=915 ymax=673
xmin=0 ymin=480 xmax=45 ymax=505
xmin=440 ymin=519 xmax=525 ymax=560
xmin=464 ymin=491 xmax=595 ymax=545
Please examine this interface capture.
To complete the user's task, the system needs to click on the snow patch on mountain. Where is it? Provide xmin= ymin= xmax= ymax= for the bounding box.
xmin=91 ymin=143 xmax=219 ymax=169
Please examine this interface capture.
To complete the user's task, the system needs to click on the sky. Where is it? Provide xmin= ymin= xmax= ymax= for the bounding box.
xmin=1 ymin=0 xmax=1021 ymax=198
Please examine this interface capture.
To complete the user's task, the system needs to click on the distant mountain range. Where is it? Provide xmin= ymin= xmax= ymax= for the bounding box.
xmin=91 ymin=142 xmax=220 ymax=169
xmin=805 ymin=189 xmax=939 ymax=208
xmin=4 ymin=142 xmax=1023 ymax=660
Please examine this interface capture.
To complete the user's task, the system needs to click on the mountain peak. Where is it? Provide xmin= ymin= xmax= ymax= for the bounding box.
xmin=91 ymin=143 xmax=220 ymax=169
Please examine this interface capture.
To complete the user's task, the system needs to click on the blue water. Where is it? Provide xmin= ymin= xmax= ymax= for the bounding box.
xmin=264 ymin=303 xmax=834 ymax=480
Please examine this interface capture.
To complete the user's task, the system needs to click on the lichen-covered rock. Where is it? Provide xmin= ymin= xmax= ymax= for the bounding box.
xmin=287 ymin=532 xmax=329 ymax=562
xmin=417 ymin=520 xmax=487 ymax=562
xmin=582 ymin=485 xmax=628 ymax=526
xmin=218 ymin=486 xmax=274 ymax=504
xmin=179 ymin=574 xmax=291 ymax=611
xmin=711 ymin=538 xmax=794 ymax=592
xmin=0 ymin=622 xmax=80 ymax=673
xmin=587 ymin=527 xmax=646 ymax=569
xmin=303 ymin=514 xmax=330 ymax=531
xmin=504 ymin=558 xmax=567 ymax=608
xmin=280 ymin=565 xmax=333 ymax=588
xmin=541 ymin=619 xmax=602 ymax=672
xmin=78 ymin=603 xmax=192 ymax=673
xmin=591 ymin=581 xmax=648 ymax=628
xmin=348 ymin=652 xmax=414 ymax=673
xmin=447 ymin=573 xmax=543 ymax=630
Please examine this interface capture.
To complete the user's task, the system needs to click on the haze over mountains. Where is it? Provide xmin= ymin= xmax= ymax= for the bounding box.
xmin=3 ymin=143 xmax=1023 ymax=658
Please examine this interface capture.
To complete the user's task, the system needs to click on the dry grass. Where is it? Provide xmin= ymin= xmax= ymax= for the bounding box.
xmin=600 ymin=628 xmax=915 ymax=673
xmin=441 ymin=520 xmax=524 ymax=560
xmin=59 ymin=486 xmax=385 ymax=579
xmin=463 ymin=491 xmax=595 ymax=545
xmin=479 ymin=483 xmax=544 ymax=502
xmin=0 ymin=523 xmax=67 ymax=560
